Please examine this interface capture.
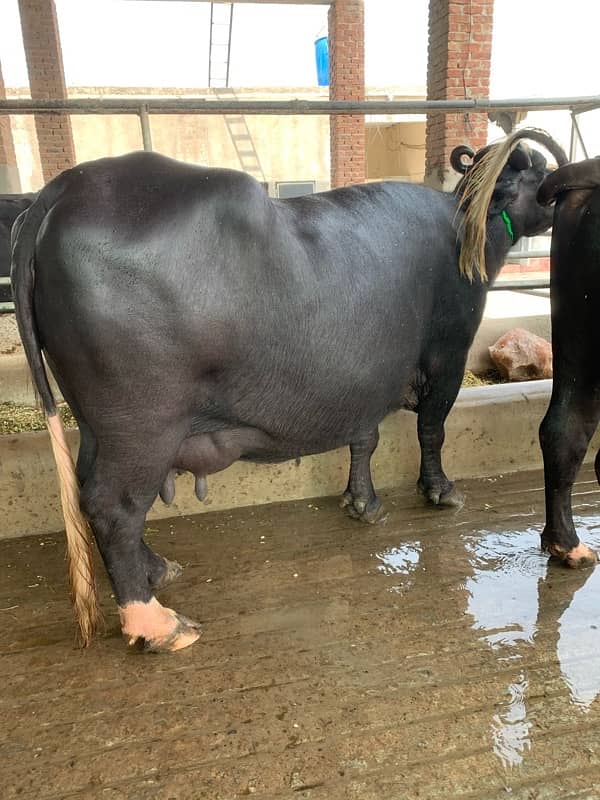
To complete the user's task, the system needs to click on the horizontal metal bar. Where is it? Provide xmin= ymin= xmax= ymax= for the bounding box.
xmin=1 ymin=95 xmax=600 ymax=116
xmin=490 ymin=279 xmax=550 ymax=291
xmin=0 ymin=302 xmax=14 ymax=313
xmin=504 ymin=250 xmax=550 ymax=261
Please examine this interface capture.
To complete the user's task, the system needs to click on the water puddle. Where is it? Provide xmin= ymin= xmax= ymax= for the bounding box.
xmin=374 ymin=541 xmax=422 ymax=593
xmin=490 ymin=675 xmax=532 ymax=768
xmin=373 ymin=512 xmax=600 ymax=771
xmin=464 ymin=514 xmax=600 ymax=767
xmin=465 ymin=526 xmax=546 ymax=650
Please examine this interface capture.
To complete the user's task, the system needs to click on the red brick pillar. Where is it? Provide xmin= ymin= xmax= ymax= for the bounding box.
xmin=18 ymin=0 xmax=76 ymax=183
xmin=0 ymin=61 xmax=21 ymax=192
xmin=425 ymin=0 xmax=493 ymax=189
xmin=328 ymin=0 xmax=365 ymax=188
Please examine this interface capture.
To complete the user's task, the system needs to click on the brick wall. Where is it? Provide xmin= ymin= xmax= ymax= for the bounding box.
xmin=17 ymin=0 xmax=75 ymax=183
xmin=425 ymin=0 xmax=493 ymax=189
xmin=328 ymin=0 xmax=365 ymax=188
xmin=0 ymin=61 xmax=21 ymax=191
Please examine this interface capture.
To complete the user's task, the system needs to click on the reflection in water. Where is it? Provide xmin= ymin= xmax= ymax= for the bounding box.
xmin=557 ymin=521 xmax=600 ymax=711
xmin=465 ymin=528 xmax=544 ymax=769
xmin=490 ymin=675 xmax=532 ymax=768
xmin=375 ymin=542 xmax=422 ymax=575
xmin=374 ymin=542 xmax=421 ymax=594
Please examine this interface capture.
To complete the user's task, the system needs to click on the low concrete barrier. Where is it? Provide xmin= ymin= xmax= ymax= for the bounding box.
xmin=0 ymin=353 xmax=61 ymax=405
xmin=2 ymin=379 xmax=598 ymax=540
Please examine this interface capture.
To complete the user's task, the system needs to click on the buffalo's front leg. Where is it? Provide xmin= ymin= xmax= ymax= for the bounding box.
xmin=80 ymin=446 xmax=200 ymax=652
xmin=416 ymin=365 xmax=464 ymax=508
xmin=539 ymin=388 xmax=599 ymax=568
xmin=340 ymin=428 xmax=385 ymax=523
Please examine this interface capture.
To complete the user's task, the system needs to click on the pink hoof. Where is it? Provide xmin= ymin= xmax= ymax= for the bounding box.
xmin=119 ymin=597 xmax=201 ymax=653
xmin=547 ymin=541 xmax=599 ymax=569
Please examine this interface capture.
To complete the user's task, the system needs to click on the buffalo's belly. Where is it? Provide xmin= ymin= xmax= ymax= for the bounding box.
xmin=188 ymin=361 xmax=418 ymax=467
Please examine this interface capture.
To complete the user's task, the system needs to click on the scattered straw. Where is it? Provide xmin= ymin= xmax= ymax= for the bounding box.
xmin=462 ymin=369 xmax=504 ymax=387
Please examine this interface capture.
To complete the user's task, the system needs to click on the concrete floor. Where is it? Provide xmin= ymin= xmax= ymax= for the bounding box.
xmin=2 ymin=466 xmax=600 ymax=799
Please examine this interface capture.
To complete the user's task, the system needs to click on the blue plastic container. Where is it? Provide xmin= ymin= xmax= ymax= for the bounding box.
xmin=314 ymin=36 xmax=329 ymax=86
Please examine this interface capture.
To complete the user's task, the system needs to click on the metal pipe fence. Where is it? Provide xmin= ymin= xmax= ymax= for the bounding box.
xmin=1 ymin=95 xmax=599 ymax=115
xmin=1 ymin=94 xmax=595 ymax=313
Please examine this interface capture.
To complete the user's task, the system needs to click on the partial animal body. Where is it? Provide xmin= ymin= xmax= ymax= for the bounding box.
xmin=538 ymin=158 xmax=600 ymax=568
xmin=11 ymin=128 xmax=568 ymax=651
xmin=0 ymin=193 xmax=35 ymax=302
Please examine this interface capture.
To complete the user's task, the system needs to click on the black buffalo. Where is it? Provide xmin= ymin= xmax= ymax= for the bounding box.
xmin=537 ymin=158 xmax=600 ymax=568
xmin=12 ymin=128 xmax=567 ymax=652
xmin=0 ymin=193 xmax=35 ymax=302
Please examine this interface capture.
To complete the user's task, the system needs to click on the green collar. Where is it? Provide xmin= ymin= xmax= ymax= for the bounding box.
xmin=501 ymin=209 xmax=515 ymax=244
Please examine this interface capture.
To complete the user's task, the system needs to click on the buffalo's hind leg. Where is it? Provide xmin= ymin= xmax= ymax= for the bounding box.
xmin=80 ymin=443 xmax=200 ymax=652
xmin=340 ymin=428 xmax=386 ymax=523
xmin=539 ymin=388 xmax=600 ymax=568
xmin=75 ymin=420 xmax=182 ymax=594
xmin=141 ymin=540 xmax=184 ymax=591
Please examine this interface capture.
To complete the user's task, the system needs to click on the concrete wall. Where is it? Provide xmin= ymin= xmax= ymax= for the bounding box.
xmin=0 ymin=63 xmax=21 ymax=192
xmin=366 ymin=121 xmax=426 ymax=182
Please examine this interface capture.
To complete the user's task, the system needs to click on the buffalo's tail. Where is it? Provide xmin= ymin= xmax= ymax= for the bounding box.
xmin=11 ymin=179 xmax=102 ymax=646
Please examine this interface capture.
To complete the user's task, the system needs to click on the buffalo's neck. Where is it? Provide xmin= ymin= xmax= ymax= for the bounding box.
xmin=484 ymin=213 xmax=518 ymax=285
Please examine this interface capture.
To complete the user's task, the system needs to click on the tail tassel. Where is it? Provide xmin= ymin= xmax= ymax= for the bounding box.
xmin=46 ymin=413 xmax=102 ymax=645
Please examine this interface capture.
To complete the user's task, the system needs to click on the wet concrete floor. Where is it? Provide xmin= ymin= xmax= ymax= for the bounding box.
xmin=2 ymin=466 xmax=600 ymax=799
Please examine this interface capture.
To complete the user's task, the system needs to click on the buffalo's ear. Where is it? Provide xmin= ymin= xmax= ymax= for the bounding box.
xmin=508 ymin=144 xmax=531 ymax=172
xmin=450 ymin=145 xmax=475 ymax=174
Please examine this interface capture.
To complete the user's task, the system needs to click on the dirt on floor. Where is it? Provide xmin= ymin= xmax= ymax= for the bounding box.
xmin=2 ymin=466 xmax=600 ymax=799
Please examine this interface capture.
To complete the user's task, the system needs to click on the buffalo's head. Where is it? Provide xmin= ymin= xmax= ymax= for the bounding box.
xmin=451 ymin=128 xmax=568 ymax=280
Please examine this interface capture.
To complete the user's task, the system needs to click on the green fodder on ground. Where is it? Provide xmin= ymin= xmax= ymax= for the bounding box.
xmin=0 ymin=402 xmax=76 ymax=434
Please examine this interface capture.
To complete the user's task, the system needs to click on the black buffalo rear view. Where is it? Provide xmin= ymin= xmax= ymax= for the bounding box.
xmin=12 ymin=128 xmax=567 ymax=652
xmin=0 ymin=193 xmax=35 ymax=302
xmin=537 ymin=158 xmax=600 ymax=568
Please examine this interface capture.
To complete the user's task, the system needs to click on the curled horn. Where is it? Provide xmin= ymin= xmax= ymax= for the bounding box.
xmin=450 ymin=145 xmax=475 ymax=174
xmin=457 ymin=128 xmax=568 ymax=281
xmin=538 ymin=158 xmax=600 ymax=205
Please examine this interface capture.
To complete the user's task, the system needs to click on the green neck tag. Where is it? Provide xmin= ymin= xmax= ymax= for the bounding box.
xmin=501 ymin=209 xmax=515 ymax=244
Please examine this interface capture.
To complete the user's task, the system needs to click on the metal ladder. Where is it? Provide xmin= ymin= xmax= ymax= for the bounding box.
xmin=208 ymin=2 xmax=266 ymax=183
xmin=208 ymin=1 xmax=233 ymax=89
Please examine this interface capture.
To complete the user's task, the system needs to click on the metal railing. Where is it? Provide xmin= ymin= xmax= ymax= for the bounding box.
xmin=1 ymin=93 xmax=596 ymax=313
